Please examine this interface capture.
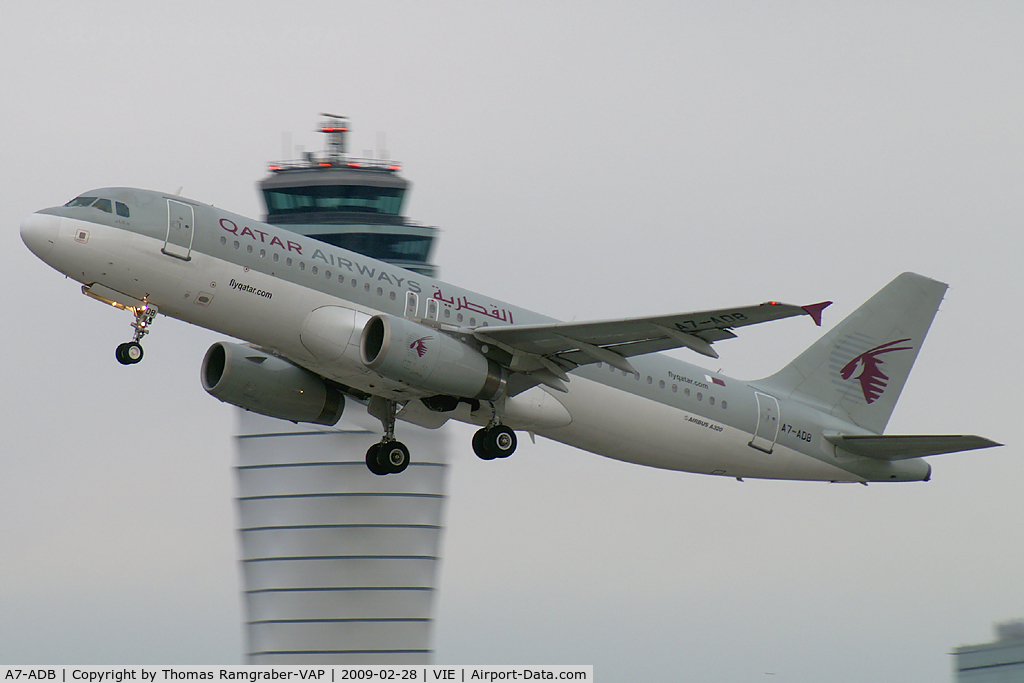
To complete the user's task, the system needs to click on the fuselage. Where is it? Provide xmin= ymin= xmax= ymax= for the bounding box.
xmin=20 ymin=187 xmax=930 ymax=483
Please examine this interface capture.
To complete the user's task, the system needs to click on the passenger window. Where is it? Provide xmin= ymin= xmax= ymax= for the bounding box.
xmin=115 ymin=202 xmax=130 ymax=217
xmin=93 ymin=198 xmax=112 ymax=213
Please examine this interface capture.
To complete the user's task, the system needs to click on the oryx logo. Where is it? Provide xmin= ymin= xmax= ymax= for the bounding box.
xmin=410 ymin=335 xmax=433 ymax=357
xmin=840 ymin=338 xmax=913 ymax=404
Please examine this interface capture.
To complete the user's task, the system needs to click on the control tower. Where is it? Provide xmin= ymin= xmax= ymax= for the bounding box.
xmin=260 ymin=115 xmax=437 ymax=277
xmin=233 ymin=116 xmax=449 ymax=664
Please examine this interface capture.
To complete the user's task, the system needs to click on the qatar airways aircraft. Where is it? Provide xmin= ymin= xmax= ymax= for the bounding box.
xmin=21 ymin=188 xmax=998 ymax=480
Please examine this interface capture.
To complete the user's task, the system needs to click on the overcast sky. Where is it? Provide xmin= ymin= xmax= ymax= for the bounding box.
xmin=2 ymin=2 xmax=1022 ymax=681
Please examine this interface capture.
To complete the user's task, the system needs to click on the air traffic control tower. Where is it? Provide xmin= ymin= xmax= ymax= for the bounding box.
xmin=233 ymin=116 xmax=449 ymax=664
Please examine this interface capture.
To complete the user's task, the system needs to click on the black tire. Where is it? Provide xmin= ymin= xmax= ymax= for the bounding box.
xmin=473 ymin=428 xmax=497 ymax=460
xmin=378 ymin=440 xmax=410 ymax=474
xmin=365 ymin=443 xmax=389 ymax=476
xmin=115 ymin=343 xmax=131 ymax=365
xmin=487 ymin=425 xmax=517 ymax=458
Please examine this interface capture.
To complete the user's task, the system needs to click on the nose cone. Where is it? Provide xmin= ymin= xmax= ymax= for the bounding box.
xmin=21 ymin=212 xmax=60 ymax=260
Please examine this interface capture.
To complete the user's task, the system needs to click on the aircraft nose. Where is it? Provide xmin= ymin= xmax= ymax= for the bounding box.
xmin=21 ymin=212 xmax=60 ymax=260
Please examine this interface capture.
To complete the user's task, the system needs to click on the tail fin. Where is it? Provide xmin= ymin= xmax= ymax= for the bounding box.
xmin=756 ymin=273 xmax=947 ymax=434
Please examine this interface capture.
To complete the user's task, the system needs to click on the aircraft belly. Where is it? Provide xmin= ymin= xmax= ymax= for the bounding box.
xmin=539 ymin=376 xmax=859 ymax=482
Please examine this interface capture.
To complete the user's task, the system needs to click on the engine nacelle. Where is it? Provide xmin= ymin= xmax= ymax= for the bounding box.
xmin=360 ymin=314 xmax=504 ymax=400
xmin=201 ymin=342 xmax=345 ymax=425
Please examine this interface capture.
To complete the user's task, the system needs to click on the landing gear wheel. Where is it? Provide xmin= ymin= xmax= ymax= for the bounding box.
xmin=473 ymin=428 xmax=497 ymax=460
xmin=378 ymin=440 xmax=410 ymax=474
xmin=473 ymin=425 xmax=517 ymax=460
xmin=487 ymin=425 xmax=517 ymax=458
xmin=365 ymin=443 xmax=389 ymax=476
xmin=115 ymin=342 xmax=144 ymax=365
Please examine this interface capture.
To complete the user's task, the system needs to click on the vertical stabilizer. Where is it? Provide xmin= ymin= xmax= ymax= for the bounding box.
xmin=756 ymin=273 xmax=947 ymax=434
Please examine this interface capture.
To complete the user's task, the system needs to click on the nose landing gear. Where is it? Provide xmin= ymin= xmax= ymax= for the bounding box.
xmin=115 ymin=300 xmax=158 ymax=365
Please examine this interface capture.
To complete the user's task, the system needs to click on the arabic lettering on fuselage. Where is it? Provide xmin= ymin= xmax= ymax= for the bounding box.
xmin=218 ymin=217 xmax=422 ymax=293
xmin=431 ymin=288 xmax=513 ymax=324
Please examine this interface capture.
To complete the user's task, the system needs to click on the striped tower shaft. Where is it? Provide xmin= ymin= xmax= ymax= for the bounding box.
xmin=234 ymin=405 xmax=449 ymax=664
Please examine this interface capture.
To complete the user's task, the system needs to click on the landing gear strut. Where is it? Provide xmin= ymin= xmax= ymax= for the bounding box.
xmin=366 ymin=397 xmax=410 ymax=476
xmin=116 ymin=300 xmax=157 ymax=366
xmin=473 ymin=424 xmax=517 ymax=460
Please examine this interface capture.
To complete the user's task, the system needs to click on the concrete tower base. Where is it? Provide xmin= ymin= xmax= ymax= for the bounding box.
xmin=233 ymin=405 xmax=449 ymax=664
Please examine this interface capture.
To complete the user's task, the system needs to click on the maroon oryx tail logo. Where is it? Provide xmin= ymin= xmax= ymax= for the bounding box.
xmin=410 ymin=335 xmax=433 ymax=357
xmin=840 ymin=338 xmax=913 ymax=404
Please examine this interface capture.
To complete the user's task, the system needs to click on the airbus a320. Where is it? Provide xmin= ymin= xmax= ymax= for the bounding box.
xmin=21 ymin=188 xmax=999 ymax=480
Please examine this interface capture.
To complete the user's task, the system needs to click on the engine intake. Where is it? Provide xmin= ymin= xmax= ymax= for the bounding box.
xmin=360 ymin=314 xmax=504 ymax=400
xmin=201 ymin=342 xmax=345 ymax=425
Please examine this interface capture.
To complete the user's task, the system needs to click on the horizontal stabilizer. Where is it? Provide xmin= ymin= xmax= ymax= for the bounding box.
xmin=826 ymin=434 xmax=1001 ymax=460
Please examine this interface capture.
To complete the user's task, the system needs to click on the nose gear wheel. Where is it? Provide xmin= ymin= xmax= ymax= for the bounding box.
xmin=115 ymin=300 xmax=158 ymax=365
xmin=116 ymin=341 xmax=144 ymax=365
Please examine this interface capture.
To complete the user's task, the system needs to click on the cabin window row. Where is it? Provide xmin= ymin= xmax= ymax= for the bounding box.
xmin=595 ymin=362 xmax=727 ymax=409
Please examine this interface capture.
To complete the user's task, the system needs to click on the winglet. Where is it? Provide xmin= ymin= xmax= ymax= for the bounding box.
xmin=801 ymin=301 xmax=832 ymax=327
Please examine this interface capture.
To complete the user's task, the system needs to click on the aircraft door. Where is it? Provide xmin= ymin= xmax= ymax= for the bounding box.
xmin=405 ymin=291 xmax=419 ymax=318
xmin=749 ymin=392 xmax=780 ymax=453
xmin=163 ymin=199 xmax=194 ymax=261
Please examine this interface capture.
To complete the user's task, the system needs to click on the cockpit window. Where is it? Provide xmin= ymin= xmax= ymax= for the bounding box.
xmin=115 ymin=201 xmax=130 ymax=217
xmin=65 ymin=196 xmax=98 ymax=207
xmin=93 ymin=198 xmax=113 ymax=213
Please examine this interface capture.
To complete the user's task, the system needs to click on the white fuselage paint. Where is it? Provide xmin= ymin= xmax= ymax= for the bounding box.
xmin=28 ymin=198 xmax=868 ymax=483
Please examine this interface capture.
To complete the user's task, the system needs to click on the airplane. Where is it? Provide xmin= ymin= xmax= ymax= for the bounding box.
xmin=20 ymin=187 xmax=999 ymax=481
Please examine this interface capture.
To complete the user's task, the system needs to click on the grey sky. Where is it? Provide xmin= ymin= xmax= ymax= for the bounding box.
xmin=2 ymin=2 xmax=1022 ymax=680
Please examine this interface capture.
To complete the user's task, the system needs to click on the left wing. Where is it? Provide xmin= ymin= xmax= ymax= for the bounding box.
xmin=471 ymin=300 xmax=831 ymax=391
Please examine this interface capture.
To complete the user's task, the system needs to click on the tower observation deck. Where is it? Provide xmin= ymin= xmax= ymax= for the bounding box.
xmin=232 ymin=116 xmax=449 ymax=664
xmin=259 ymin=114 xmax=437 ymax=276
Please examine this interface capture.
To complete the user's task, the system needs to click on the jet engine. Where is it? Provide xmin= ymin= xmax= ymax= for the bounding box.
xmin=360 ymin=314 xmax=504 ymax=400
xmin=201 ymin=342 xmax=345 ymax=425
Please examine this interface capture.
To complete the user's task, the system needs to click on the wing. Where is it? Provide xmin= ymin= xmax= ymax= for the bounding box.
xmin=471 ymin=300 xmax=831 ymax=393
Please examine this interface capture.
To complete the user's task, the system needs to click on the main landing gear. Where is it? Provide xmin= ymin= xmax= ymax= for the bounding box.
xmin=472 ymin=424 xmax=517 ymax=460
xmin=115 ymin=300 xmax=157 ymax=366
xmin=364 ymin=397 xmax=520 ymax=475
xmin=366 ymin=398 xmax=410 ymax=476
